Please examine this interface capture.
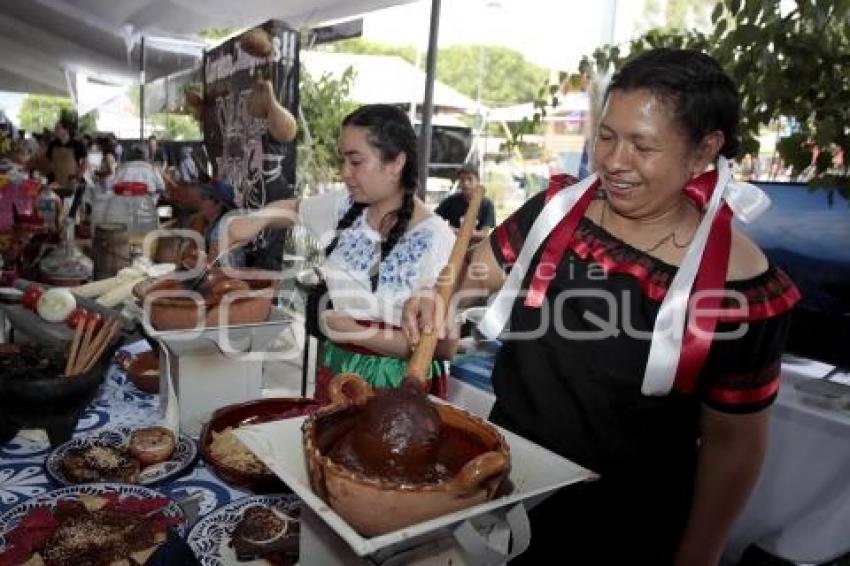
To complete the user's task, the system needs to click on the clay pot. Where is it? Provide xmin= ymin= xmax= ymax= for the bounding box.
xmin=133 ymin=270 xmax=278 ymax=331
xmin=239 ymin=28 xmax=274 ymax=58
xmin=303 ymin=374 xmax=511 ymax=537
xmin=126 ymin=350 xmax=159 ymax=394
xmin=246 ymin=78 xmax=297 ymax=143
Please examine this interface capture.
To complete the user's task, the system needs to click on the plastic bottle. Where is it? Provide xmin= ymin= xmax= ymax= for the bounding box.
xmin=35 ymin=183 xmax=61 ymax=234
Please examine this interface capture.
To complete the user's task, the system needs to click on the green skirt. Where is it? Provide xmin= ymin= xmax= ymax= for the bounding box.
xmin=320 ymin=340 xmax=440 ymax=389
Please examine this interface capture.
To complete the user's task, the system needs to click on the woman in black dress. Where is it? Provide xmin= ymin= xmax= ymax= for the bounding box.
xmin=403 ymin=48 xmax=800 ymax=565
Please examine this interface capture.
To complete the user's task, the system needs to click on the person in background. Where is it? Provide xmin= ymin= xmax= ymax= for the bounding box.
xmin=0 ymin=111 xmax=18 ymax=143
xmin=81 ymin=134 xmax=93 ymax=153
xmin=226 ymin=104 xmax=457 ymax=402
xmin=197 ymin=180 xmax=244 ymax=267
xmin=11 ymin=139 xmax=31 ymax=167
xmin=46 ymin=117 xmax=87 ymax=186
xmin=111 ymin=144 xmax=165 ymax=197
xmin=435 ymin=164 xmax=496 ymax=243
xmin=94 ymin=135 xmax=118 ymax=192
xmin=147 ymin=135 xmax=167 ymax=169
xmin=26 ymin=132 xmax=51 ymax=179
xmin=403 ymin=48 xmax=801 ymax=565
xmin=107 ymin=133 xmax=123 ymax=162
xmin=177 ymin=146 xmax=199 ymax=183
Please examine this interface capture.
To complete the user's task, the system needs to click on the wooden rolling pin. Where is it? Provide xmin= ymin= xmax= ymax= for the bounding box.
xmin=404 ymin=185 xmax=484 ymax=386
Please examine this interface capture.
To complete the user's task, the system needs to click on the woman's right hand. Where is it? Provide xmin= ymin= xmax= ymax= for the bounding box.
xmin=402 ymin=288 xmax=449 ymax=349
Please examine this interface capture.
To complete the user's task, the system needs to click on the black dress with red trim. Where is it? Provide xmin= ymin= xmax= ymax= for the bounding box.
xmin=487 ymin=188 xmax=800 ymax=563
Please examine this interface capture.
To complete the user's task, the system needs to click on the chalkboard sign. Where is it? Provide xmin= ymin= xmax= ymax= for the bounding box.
xmin=203 ymin=20 xmax=299 ymax=270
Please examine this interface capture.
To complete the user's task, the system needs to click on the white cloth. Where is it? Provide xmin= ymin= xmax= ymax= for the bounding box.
xmin=725 ymin=360 xmax=850 ymax=563
xmin=299 ymin=189 xmax=456 ymax=326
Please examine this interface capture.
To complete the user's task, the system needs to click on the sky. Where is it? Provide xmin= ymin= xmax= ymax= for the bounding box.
xmin=360 ymin=0 xmax=647 ymax=72
xmin=0 ymin=93 xmax=23 ymax=125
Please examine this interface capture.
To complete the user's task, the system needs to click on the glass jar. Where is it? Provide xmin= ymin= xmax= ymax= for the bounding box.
xmin=102 ymin=182 xmax=159 ymax=260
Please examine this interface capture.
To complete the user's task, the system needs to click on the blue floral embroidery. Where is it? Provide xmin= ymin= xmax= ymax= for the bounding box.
xmin=379 ymin=228 xmax=435 ymax=290
xmin=334 ymin=216 xmax=377 ymax=272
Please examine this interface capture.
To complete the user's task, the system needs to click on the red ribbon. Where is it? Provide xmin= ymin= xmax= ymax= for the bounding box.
xmin=495 ymin=223 xmax=518 ymax=266
xmin=704 ymin=377 xmax=780 ymax=405
xmin=673 ymin=202 xmax=733 ymax=393
xmin=681 ymin=170 xmax=718 ymax=208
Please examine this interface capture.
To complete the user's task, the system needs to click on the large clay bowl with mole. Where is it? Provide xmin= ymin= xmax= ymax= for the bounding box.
xmin=133 ymin=268 xmax=279 ymax=331
xmin=302 ymin=374 xmax=511 ymax=537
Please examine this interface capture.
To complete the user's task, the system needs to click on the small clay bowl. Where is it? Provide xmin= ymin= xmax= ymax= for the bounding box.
xmin=127 ymin=350 xmax=159 ymax=394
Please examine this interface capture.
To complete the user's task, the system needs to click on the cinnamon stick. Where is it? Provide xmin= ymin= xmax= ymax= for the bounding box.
xmin=72 ymin=318 xmax=98 ymax=375
xmin=81 ymin=319 xmax=121 ymax=374
xmin=77 ymin=319 xmax=110 ymax=374
xmin=64 ymin=322 xmax=85 ymax=377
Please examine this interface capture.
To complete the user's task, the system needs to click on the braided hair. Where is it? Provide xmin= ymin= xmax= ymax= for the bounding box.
xmin=606 ymin=48 xmax=741 ymax=159
xmin=325 ymin=104 xmax=419 ymax=291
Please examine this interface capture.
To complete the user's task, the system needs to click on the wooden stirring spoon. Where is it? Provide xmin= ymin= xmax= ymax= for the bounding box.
xmin=405 ymin=183 xmax=484 ymax=386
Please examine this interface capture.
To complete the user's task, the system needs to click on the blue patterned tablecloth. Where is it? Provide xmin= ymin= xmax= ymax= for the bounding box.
xmin=0 ymin=343 xmax=248 ymax=517
xmin=450 ymin=350 xmax=496 ymax=393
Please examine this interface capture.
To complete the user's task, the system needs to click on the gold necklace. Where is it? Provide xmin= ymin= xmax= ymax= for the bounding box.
xmin=600 ymin=200 xmax=693 ymax=254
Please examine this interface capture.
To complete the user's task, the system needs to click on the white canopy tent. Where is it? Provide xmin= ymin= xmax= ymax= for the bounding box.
xmin=0 ymin=0 xmax=420 ymax=95
xmin=487 ymin=92 xmax=590 ymax=123
xmin=301 ymin=51 xmax=483 ymax=114
xmin=0 ymin=0 xmax=441 ymax=191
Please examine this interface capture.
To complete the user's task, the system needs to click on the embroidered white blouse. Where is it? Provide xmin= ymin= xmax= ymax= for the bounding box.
xmin=299 ymin=189 xmax=455 ymax=326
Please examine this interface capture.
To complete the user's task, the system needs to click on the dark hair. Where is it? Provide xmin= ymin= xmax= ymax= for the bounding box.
xmin=128 ymin=144 xmax=148 ymax=161
xmin=57 ymin=108 xmax=78 ymax=136
xmin=606 ymin=48 xmax=741 ymax=159
xmin=56 ymin=117 xmax=77 ymax=135
xmin=325 ymin=104 xmax=419 ymax=291
xmin=457 ymin=163 xmax=479 ymax=180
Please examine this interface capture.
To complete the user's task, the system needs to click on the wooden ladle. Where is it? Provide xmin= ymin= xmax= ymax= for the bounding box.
xmin=405 ymin=182 xmax=484 ymax=386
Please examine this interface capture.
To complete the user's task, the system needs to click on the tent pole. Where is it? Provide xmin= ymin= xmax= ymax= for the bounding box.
xmin=417 ymin=0 xmax=441 ymax=199
xmin=140 ymin=35 xmax=145 ymax=141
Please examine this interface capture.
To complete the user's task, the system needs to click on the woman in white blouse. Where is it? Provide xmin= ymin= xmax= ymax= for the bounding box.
xmin=228 ymin=104 xmax=457 ymax=402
